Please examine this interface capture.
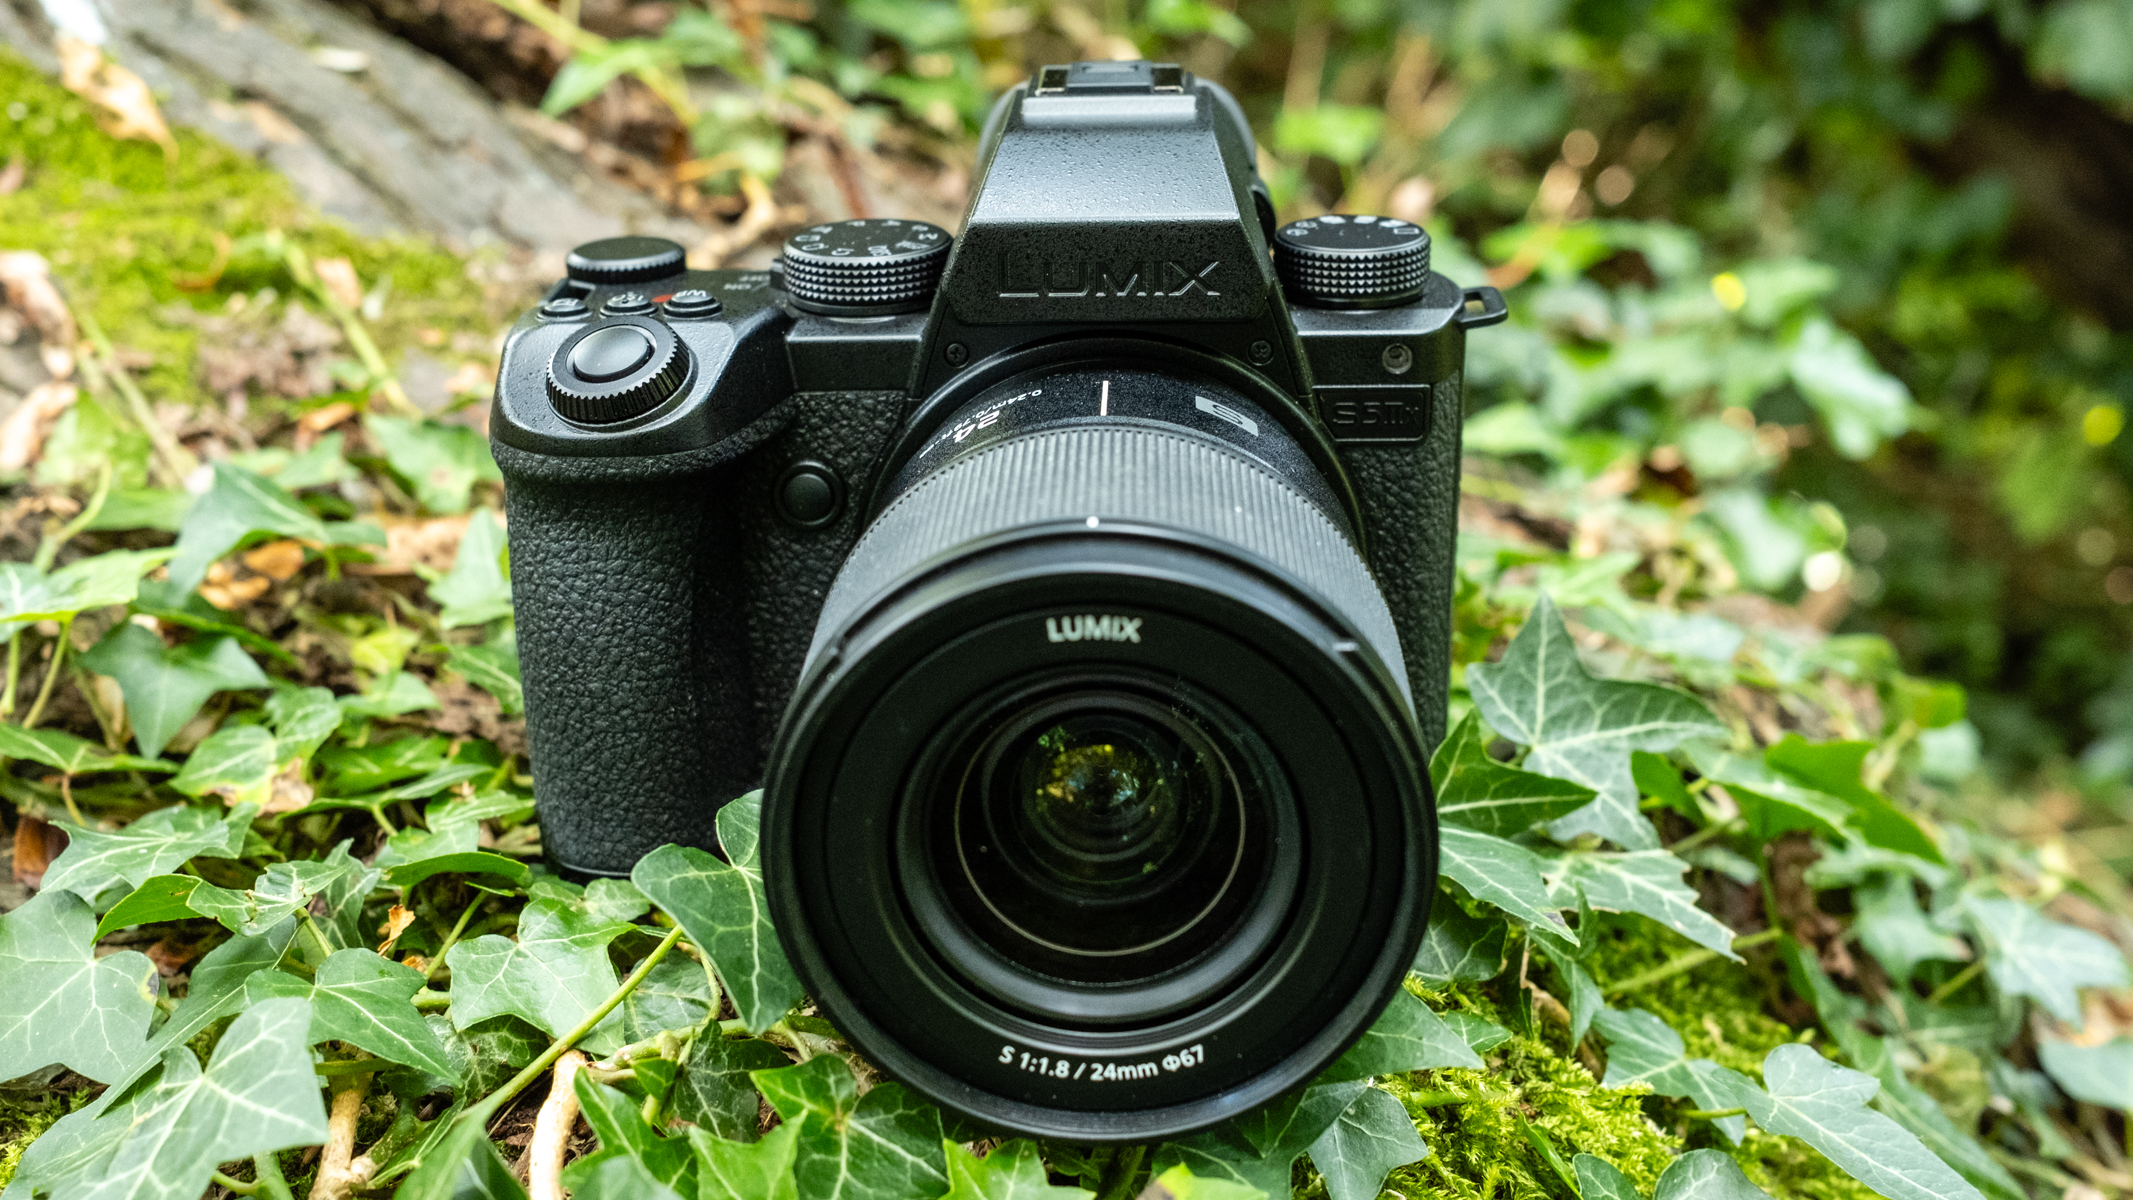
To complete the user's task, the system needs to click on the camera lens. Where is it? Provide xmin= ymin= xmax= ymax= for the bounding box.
xmin=942 ymin=693 xmax=1250 ymax=978
xmin=763 ymin=342 xmax=1435 ymax=1142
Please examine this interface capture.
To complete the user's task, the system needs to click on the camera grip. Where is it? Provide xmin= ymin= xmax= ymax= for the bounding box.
xmin=502 ymin=470 xmax=757 ymax=876
xmin=1343 ymin=370 xmax=1464 ymax=753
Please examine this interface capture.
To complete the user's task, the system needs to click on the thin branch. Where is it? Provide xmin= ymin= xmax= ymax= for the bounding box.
xmin=21 ymin=618 xmax=73 ymax=729
xmin=526 ymin=1050 xmax=587 ymax=1199
xmin=308 ymin=1066 xmax=373 ymax=1200
xmin=1601 ymin=929 xmax=1782 ymax=998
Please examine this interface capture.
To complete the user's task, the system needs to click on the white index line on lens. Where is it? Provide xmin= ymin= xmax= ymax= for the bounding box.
xmin=1099 ymin=378 xmax=1109 ymax=416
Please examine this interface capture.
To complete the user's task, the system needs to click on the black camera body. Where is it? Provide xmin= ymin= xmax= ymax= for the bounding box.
xmin=494 ymin=60 xmax=1503 ymax=1141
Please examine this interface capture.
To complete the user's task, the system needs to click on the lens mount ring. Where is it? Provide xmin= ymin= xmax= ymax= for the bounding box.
xmin=762 ymin=522 xmax=1434 ymax=1142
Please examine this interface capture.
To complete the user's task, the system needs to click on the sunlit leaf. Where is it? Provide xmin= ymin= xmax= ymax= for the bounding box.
xmin=242 ymin=950 xmax=459 ymax=1079
xmin=1306 ymin=1088 xmax=1428 ymax=1200
xmin=1591 ymin=1006 xmax=1745 ymax=1144
xmin=169 ymin=722 xmax=279 ymax=805
xmin=689 ymin=1121 xmax=801 ymax=1200
xmin=367 ymin=415 xmax=501 ymax=514
xmin=1957 ymin=897 xmax=2129 ymax=1023
xmin=0 ymin=723 xmax=174 ymax=774
xmin=2038 ymin=1036 xmax=2133 ymax=1112
xmin=631 ymin=795 xmax=804 ymax=1033
xmin=1430 ymin=711 xmax=1596 ymax=837
xmin=1652 ymin=1149 xmax=1771 ymax=1199
xmin=1436 ymin=826 xmax=1572 ymax=950
xmin=1544 ymin=849 xmax=1739 ymax=959
xmin=752 ymin=1056 xmax=948 ymax=1200
xmin=940 ymin=1138 xmax=1093 ymax=1200
xmin=39 ymin=802 xmax=251 ymax=906
xmin=445 ymin=895 xmax=633 ymax=1055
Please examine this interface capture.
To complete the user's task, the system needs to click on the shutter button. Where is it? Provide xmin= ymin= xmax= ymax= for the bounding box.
xmin=570 ymin=326 xmax=655 ymax=382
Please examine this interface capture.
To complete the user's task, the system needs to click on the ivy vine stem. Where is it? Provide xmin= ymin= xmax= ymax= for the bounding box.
xmin=1601 ymin=928 xmax=1782 ymax=997
xmin=1092 ymin=1143 xmax=1147 ymax=1200
xmin=1923 ymin=958 xmax=1987 ymax=1006
xmin=481 ymin=922 xmax=688 ymax=1115
xmin=20 ymin=617 xmax=73 ymax=729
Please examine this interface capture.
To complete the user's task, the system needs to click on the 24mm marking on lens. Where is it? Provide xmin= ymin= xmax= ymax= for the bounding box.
xmin=996 ymin=1042 xmax=1206 ymax=1082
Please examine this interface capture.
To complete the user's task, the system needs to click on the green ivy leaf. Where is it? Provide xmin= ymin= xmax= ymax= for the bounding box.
xmin=1572 ymin=1154 xmax=1640 ymax=1200
xmin=78 ymin=625 xmax=270 ymax=759
xmin=1688 ymin=743 xmax=1852 ymax=842
xmin=1957 ymin=897 xmax=2130 ymax=1022
xmin=39 ymin=802 xmax=251 ymax=906
xmin=1436 ymin=826 xmax=1572 ymax=950
xmin=1318 ymin=987 xmax=1482 ymax=1081
xmin=166 ymin=462 xmax=332 ymax=595
xmin=688 ymin=1121 xmax=801 ymax=1200
xmin=445 ymin=895 xmax=633 ymax=1055
xmin=1410 ymin=897 xmax=1507 ymax=983
xmin=367 ymin=415 xmax=502 ymax=514
xmin=241 ymin=950 xmax=459 ymax=1080
xmin=1539 ymin=943 xmax=1602 ymax=1046
xmin=1712 ymin=1044 xmax=1987 ymax=1200
xmin=444 ymin=642 xmax=522 ymax=714
xmin=429 ymin=507 xmax=512 ymax=628
xmin=631 ymin=795 xmax=805 ymax=1034
xmin=1155 ymin=1083 xmax=1358 ymax=1197
xmin=1141 ymin=1164 xmax=1266 ymax=1200
xmin=1590 ymin=1006 xmax=1744 ymax=1143
xmin=570 ymin=1073 xmax=695 ymax=1191
xmin=266 ymin=684 xmax=344 ymax=758
xmin=2037 ymin=1036 xmax=2133 ymax=1111
xmin=0 ymin=548 xmax=174 ymax=633
xmin=561 ymin=1153 xmax=688 ymax=1200
xmin=1467 ymin=594 xmax=1726 ymax=849
xmin=613 ymin=955 xmax=718 ymax=1044
xmin=338 ymin=670 xmax=439 ymax=719
xmin=1544 ymin=850 xmax=1740 ymax=960
xmin=940 ymin=1138 xmax=1093 ymax=1200
xmin=0 ymin=889 xmax=157 ymax=1084
xmin=1652 ymin=1149 xmax=1771 ymax=1199
xmin=1439 ymin=1011 xmax=1513 ymax=1056
xmin=387 ymin=1094 xmax=523 ymax=1200
xmin=1787 ymin=316 xmax=1912 ymax=460
xmin=1763 ymin=736 xmax=1942 ymax=863
xmin=1306 ymin=1087 xmax=1428 ymax=1200
xmin=752 ymin=1056 xmax=948 ymax=1200
xmin=0 ymin=723 xmax=174 ymax=774
xmin=1430 ymin=711 xmax=1597 ymax=836
xmin=17 ymin=997 xmax=327 ymax=1200
xmin=675 ymin=1036 xmax=794 ymax=1142
xmin=1851 ymin=875 xmax=1968 ymax=985
xmin=169 ymin=722 xmax=280 ymax=805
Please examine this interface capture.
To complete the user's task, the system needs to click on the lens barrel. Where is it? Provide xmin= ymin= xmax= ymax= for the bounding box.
xmin=762 ymin=350 xmax=1435 ymax=1141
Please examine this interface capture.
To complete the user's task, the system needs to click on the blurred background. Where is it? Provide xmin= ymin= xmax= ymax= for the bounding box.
xmin=2 ymin=0 xmax=2131 ymax=872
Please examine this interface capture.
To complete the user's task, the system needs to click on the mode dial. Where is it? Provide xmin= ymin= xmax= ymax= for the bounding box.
xmin=1273 ymin=215 xmax=1431 ymax=309
xmin=546 ymin=316 xmax=689 ymax=425
xmin=565 ymin=236 xmax=688 ymax=285
xmin=778 ymin=219 xmax=951 ymax=316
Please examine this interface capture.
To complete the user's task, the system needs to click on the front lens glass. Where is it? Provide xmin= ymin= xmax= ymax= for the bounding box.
xmin=943 ymin=692 xmax=1257 ymax=982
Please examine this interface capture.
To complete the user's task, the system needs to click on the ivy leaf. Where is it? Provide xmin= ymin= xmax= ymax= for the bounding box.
xmin=23 ymin=998 xmax=328 ymax=1200
xmin=1763 ymin=736 xmax=1943 ymax=863
xmin=1158 ymin=1083 xmax=1361 ymax=1197
xmin=2037 ymin=1036 xmax=2133 ymax=1111
xmin=752 ymin=1056 xmax=948 ymax=1200
xmin=1318 ymin=987 xmax=1482 ymax=1082
xmin=1572 ymin=1154 xmax=1640 ymax=1200
xmin=169 ymin=723 xmax=281 ymax=805
xmin=0 ymin=889 xmax=157 ymax=1084
xmin=368 ymin=415 xmax=502 ymax=514
xmin=386 ymin=1094 xmax=523 ymax=1200
xmin=0 ymin=723 xmax=174 ymax=774
xmin=940 ymin=1138 xmax=1094 ymax=1200
xmin=1430 ymin=711 xmax=1597 ymax=836
xmin=613 ymin=955 xmax=717 ymax=1044
xmin=561 ymin=1153 xmax=687 ymax=1200
xmin=1957 ymin=897 xmax=2129 ymax=1022
xmin=1844 ymin=1038 xmax=2027 ymax=1200
xmin=78 ymin=625 xmax=270 ymax=758
xmin=339 ymin=671 xmax=439 ymax=719
xmin=1141 ymin=1165 xmax=1266 ymax=1200
xmin=0 ymin=549 xmax=173 ymax=633
xmin=1410 ymin=897 xmax=1508 ymax=983
xmin=428 ymin=507 xmax=513 ymax=628
xmin=1591 ymin=1006 xmax=1745 ymax=1144
xmin=1538 ymin=943 xmax=1601 ymax=1046
xmin=39 ymin=802 xmax=251 ymax=906
xmin=570 ymin=1074 xmax=695 ymax=1191
xmin=445 ymin=895 xmax=634 ymax=1055
xmin=445 ymin=643 xmax=522 ymax=713
xmin=1306 ymin=1087 xmax=1429 ymax=1200
xmin=689 ymin=1122 xmax=802 ymax=1200
xmin=1788 ymin=315 xmax=1912 ymax=459
xmin=185 ymin=852 xmax=372 ymax=938
xmin=631 ymin=795 xmax=805 ymax=1033
xmin=1712 ymin=1044 xmax=1987 ymax=1200
xmin=1851 ymin=875 xmax=1968 ymax=985
xmin=165 ymin=462 xmax=332 ymax=595
xmin=675 ymin=1035 xmax=794 ymax=1142
xmin=1687 ymin=743 xmax=1852 ymax=842
xmin=1544 ymin=850 xmax=1740 ymax=960
xmin=241 ymin=949 xmax=459 ymax=1080
xmin=1652 ymin=1149 xmax=1771 ymax=1199
xmin=266 ymin=684 xmax=344 ymax=759
xmin=1439 ymin=1012 xmax=1513 ymax=1056
xmin=1436 ymin=827 xmax=1572 ymax=951
xmin=1467 ymin=594 xmax=1726 ymax=850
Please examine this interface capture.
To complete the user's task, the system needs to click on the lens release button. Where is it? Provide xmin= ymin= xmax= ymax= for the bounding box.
xmin=570 ymin=326 xmax=655 ymax=382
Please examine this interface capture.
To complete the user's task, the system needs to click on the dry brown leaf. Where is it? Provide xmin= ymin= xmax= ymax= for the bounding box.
xmin=399 ymin=953 xmax=428 ymax=973
xmin=56 ymin=36 xmax=177 ymax=161
xmin=0 ymin=251 xmax=79 ymax=374
xmin=242 ymin=539 xmax=307 ymax=581
xmin=0 ymin=156 xmax=25 ymax=197
xmin=263 ymin=761 xmax=313 ymax=814
xmin=199 ymin=561 xmax=272 ymax=610
xmin=10 ymin=812 xmax=66 ymax=888
xmin=0 ymin=382 xmax=79 ymax=473
xmin=443 ymin=361 xmax=495 ymax=398
xmin=346 ymin=513 xmax=469 ymax=576
xmin=313 ymin=257 xmax=364 ymax=312
xmin=376 ymin=905 xmax=416 ymax=955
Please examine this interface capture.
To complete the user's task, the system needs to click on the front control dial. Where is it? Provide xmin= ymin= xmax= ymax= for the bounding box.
xmin=546 ymin=316 xmax=689 ymax=425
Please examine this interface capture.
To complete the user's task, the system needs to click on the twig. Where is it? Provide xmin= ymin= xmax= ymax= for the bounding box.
xmin=1924 ymin=958 xmax=1986 ymax=1007
xmin=526 ymin=1050 xmax=587 ymax=1198
xmin=33 ymin=460 xmax=112 ymax=571
xmin=693 ymin=175 xmax=782 ymax=267
xmin=278 ymin=241 xmax=420 ymax=418
xmin=1092 ymin=1143 xmax=1146 ymax=1200
xmin=1681 ymin=1106 xmax=1747 ymax=1120
xmin=21 ymin=617 xmax=73 ymax=729
xmin=308 ymin=1066 xmax=373 ymax=1200
xmin=427 ymin=894 xmax=485 ymax=983
xmin=77 ymin=313 xmax=197 ymax=486
xmin=1601 ymin=929 xmax=1782 ymax=998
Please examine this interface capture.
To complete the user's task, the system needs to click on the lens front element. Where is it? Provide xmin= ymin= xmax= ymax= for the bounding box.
xmin=948 ymin=693 xmax=1252 ymax=981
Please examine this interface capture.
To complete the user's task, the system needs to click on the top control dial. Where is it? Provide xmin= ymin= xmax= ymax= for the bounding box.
xmin=565 ymin=236 xmax=688 ymax=285
xmin=1273 ymin=215 xmax=1431 ymax=309
xmin=546 ymin=316 xmax=689 ymax=425
xmin=778 ymin=219 xmax=952 ymax=316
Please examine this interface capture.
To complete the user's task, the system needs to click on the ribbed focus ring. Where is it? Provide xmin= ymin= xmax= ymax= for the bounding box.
xmin=810 ymin=424 xmax=1409 ymax=702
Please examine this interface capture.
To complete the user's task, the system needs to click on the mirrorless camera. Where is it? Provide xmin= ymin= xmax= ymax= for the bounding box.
xmin=491 ymin=59 xmax=1506 ymax=1142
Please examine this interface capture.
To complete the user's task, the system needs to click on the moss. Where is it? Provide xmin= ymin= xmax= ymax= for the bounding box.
xmin=0 ymin=1085 xmax=95 ymax=1191
xmin=0 ymin=50 xmax=500 ymax=470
